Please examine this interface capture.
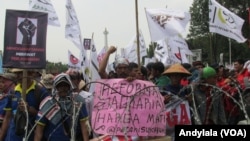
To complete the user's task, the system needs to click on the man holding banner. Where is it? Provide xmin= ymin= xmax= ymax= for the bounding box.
xmin=161 ymin=63 xmax=192 ymax=141
xmin=94 ymin=46 xmax=168 ymax=140
xmin=91 ymin=78 xmax=167 ymax=140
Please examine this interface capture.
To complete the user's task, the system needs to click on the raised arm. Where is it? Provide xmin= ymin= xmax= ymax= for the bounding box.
xmin=98 ymin=46 xmax=117 ymax=79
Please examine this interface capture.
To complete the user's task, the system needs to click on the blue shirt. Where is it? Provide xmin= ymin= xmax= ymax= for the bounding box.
xmin=36 ymin=95 xmax=88 ymax=141
xmin=4 ymin=81 xmax=49 ymax=141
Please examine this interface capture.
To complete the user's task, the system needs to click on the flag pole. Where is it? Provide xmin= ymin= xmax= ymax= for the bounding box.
xmin=209 ymin=33 xmax=214 ymax=63
xmin=248 ymin=6 xmax=250 ymax=48
xmin=228 ymin=38 xmax=231 ymax=66
xmin=135 ymin=0 xmax=141 ymax=67
xmin=89 ymin=33 xmax=95 ymax=81
xmin=178 ymin=47 xmax=183 ymax=64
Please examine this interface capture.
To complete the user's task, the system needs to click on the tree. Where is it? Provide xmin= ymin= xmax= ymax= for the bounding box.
xmin=187 ymin=0 xmax=209 ymax=39
xmin=45 ymin=61 xmax=68 ymax=75
xmin=147 ymin=42 xmax=156 ymax=58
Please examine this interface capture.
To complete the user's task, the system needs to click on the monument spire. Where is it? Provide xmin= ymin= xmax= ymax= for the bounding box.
xmin=103 ymin=28 xmax=109 ymax=50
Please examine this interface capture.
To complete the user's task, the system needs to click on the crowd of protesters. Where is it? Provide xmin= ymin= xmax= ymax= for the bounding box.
xmin=0 ymin=46 xmax=250 ymax=141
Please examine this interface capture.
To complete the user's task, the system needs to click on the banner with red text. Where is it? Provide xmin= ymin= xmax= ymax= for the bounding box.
xmin=92 ymin=79 xmax=166 ymax=136
xmin=165 ymin=99 xmax=191 ymax=137
xmin=3 ymin=10 xmax=48 ymax=69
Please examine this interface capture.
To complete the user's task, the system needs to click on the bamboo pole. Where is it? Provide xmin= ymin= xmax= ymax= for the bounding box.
xmin=135 ymin=0 xmax=141 ymax=68
xmin=209 ymin=33 xmax=214 ymax=63
xmin=21 ymin=69 xmax=27 ymax=101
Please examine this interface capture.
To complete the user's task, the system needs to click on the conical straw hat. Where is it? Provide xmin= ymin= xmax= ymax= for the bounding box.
xmin=162 ymin=63 xmax=191 ymax=76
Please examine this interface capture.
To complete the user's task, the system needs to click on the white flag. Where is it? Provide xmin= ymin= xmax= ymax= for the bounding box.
xmin=168 ymin=41 xmax=189 ymax=64
xmin=89 ymin=38 xmax=101 ymax=93
xmin=29 ymin=0 xmax=60 ymax=26
xmin=154 ymin=39 xmax=173 ymax=66
xmin=90 ymin=39 xmax=100 ymax=81
xmin=123 ymin=30 xmax=147 ymax=63
xmin=145 ymin=8 xmax=191 ymax=42
xmin=209 ymin=0 xmax=247 ymax=43
xmin=65 ymin=0 xmax=85 ymax=51
xmin=144 ymin=57 xmax=156 ymax=67
xmin=68 ymin=50 xmax=81 ymax=69
xmin=97 ymin=47 xmax=107 ymax=64
xmin=179 ymin=49 xmax=189 ymax=64
xmin=219 ymin=53 xmax=224 ymax=66
xmin=120 ymin=48 xmax=126 ymax=58
xmin=155 ymin=39 xmax=189 ymax=66
xmin=168 ymin=36 xmax=193 ymax=55
xmin=65 ymin=0 xmax=88 ymax=81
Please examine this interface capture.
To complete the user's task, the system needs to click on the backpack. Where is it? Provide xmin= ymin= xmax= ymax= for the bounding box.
xmin=14 ymin=108 xmax=27 ymax=136
xmin=14 ymin=84 xmax=43 ymax=136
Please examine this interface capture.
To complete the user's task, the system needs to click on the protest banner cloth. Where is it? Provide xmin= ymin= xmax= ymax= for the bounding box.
xmin=165 ymin=97 xmax=191 ymax=137
xmin=3 ymin=10 xmax=48 ymax=69
xmin=89 ymin=135 xmax=171 ymax=141
xmin=92 ymin=79 xmax=166 ymax=137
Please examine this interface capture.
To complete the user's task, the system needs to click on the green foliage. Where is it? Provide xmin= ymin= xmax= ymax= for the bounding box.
xmin=45 ymin=61 xmax=68 ymax=75
xmin=147 ymin=42 xmax=157 ymax=58
xmin=188 ymin=0 xmax=210 ymax=39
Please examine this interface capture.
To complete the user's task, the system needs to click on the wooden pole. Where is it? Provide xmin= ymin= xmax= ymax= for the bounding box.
xmin=248 ymin=6 xmax=250 ymax=48
xmin=209 ymin=33 xmax=214 ymax=64
xmin=21 ymin=70 xmax=27 ymax=101
xmin=228 ymin=38 xmax=231 ymax=66
xmin=178 ymin=47 xmax=182 ymax=64
xmin=135 ymin=0 xmax=141 ymax=68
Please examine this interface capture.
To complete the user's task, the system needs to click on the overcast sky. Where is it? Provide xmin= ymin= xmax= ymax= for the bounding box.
xmin=0 ymin=0 xmax=193 ymax=63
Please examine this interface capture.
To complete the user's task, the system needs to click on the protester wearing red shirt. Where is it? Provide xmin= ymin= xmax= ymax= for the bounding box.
xmin=234 ymin=59 xmax=250 ymax=90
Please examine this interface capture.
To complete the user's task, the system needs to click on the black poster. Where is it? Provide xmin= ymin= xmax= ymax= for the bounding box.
xmin=3 ymin=9 xmax=48 ymax=69
xmin=83 ymin=38 xmax=91 ymax=50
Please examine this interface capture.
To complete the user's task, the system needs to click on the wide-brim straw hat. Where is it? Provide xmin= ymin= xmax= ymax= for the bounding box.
xmin=162 ymin=63 xmax=191 ymax=76
xmin=10 ymin=68 xmax=36 ymax=73
xmin=41 ymin=74 xmax=54 ymax=89
xmin=0 ymin=73 xmax=17 ymax=80
xmin=10 ymin=68 xmax=23 ymax=73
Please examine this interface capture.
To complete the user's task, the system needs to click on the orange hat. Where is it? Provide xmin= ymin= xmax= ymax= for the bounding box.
xmin=162 ymin=63 xmax=191 ymax=76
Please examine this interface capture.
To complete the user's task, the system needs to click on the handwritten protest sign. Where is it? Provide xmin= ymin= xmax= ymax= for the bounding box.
xmin=92 ymin=79 xmax=166 ymax=136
